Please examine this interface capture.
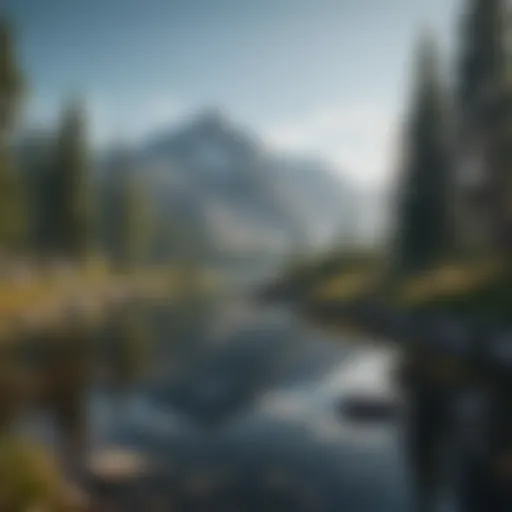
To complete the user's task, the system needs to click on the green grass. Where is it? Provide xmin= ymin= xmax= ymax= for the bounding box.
xmin=385 ymin=257 xmax=511 ymax=319
xmin=298 ymin=253 xmax=511 ymax=321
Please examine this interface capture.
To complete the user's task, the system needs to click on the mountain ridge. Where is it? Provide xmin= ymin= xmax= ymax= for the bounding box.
xmin=132 ymin=109 xmax=352 ymax=259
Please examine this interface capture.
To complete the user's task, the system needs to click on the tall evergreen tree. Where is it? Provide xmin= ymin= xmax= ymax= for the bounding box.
xmin=458 ymin=0 xmax=509 ymax=120
xmin=395 ymin=36 xmax=451 ymax=273
xmin=51 ymin=100 xmax=93 ymax=261
xmin=456 ymin=0 xmax=512 ymax=251
xmin=0 ymin=19 xmax=26 ymax=254
xmin=487 ymin=79 xmax=512 ymax=251
xmin=0 ymin=18 xmax=23 ymax=140
xmin=102 ymin=146 xmax=151 ymax=270
xmin=18 ymin=131 xmax=55 ymax=257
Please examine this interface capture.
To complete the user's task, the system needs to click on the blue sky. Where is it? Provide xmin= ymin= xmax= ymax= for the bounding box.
xmin=5 ymin=0 xmax=460 ymax=187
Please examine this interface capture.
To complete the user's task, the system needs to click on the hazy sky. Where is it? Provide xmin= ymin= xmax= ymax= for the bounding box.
xmin=5 ymin=0 xmax=460 ymax=188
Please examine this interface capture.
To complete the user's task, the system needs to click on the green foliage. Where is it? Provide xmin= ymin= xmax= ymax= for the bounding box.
xmin=0 ymin=145 xmax=26 ymax=252
xmin=0 ymin=18 xmax=24 ymax=136
xmin=25 ymin=135 xmax=56 ymax=256
xmin=458 ymin=0 xmax=509 ymax=116
xmin=266 ymin=1 xmax=512 ymax=326
xmin=102 ymin=146 xmax=152 ymax=270
xmin=264 ymin=248 xmax=384 ymax=303
xmin=0 ymin=18 xmax=26 ymax=253
xmin=398 ymin=261 xmax=512 ymax=321
xmin=394 ymin=36 xmax=451 ymax=273
xmin=456 ymin=0 xmax=512 ymax=251
xmin=50 ymin=100 xmax=94 ymax=260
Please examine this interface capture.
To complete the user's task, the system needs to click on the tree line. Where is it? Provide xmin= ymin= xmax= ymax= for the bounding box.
xmin=0 ymin=17 xmax=162 ymax=273
xmin=396 ymin=0 xmax=512 ymax=273
xmin=262 ymin=0 xmax=512 ymax=313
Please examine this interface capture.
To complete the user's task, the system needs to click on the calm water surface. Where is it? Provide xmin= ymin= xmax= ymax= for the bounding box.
xmin=24 ymin=295 xmax=411 ymax=511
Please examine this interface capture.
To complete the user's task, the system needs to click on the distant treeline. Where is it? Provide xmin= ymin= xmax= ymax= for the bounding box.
xmin=0 ymin=17 xmax=180 ymax=273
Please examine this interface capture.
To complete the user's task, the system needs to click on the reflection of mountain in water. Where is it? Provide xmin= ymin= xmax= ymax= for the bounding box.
xmin=87 ymin=302 xmax=408 ymax=512
xmin=141 ymin=305 xmax=307 ymax=427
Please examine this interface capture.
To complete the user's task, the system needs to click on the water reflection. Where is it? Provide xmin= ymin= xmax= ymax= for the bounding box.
xmin=9 ymin=295 xmax=411 ymax=511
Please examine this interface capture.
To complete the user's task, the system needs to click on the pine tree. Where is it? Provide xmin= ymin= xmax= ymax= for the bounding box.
xmin=51 ymin=100 xmax=93 ymax=261
xmin=0 ymin=145 xmax=26 ymax=254
xmin=395 ymin=36 xmax=451 ymax=273
xmin=458 ymin=0 xmax=509 ymax=121
xmin=102 ymin=145 xmax=151 ymax=270
xmin=0 ymin=18 xmax=23 ymax=140
xmin=18 ymin=131 xmax=55 ymax=257
xmin=0 ymin=19 xmax=26 ymax=254
xmin=455 ymin=0 xmax=512 ymax=252
xmin=487 ymin=80 xmax=512 ymax=250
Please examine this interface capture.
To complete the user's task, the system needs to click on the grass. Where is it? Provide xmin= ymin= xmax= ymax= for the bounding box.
xmin=306 ymin=252 xmax=512 ymax=324
xmin=392 ymin=257 xmax=505 ymax=308
xmin=373 ymin=256 xmax=512 ymax=322
xmin=0 ymin=434 xmax=78 ymax=511
xmin=311 ymin=270 xmax=379 ymax=303
xmin=0 ymin=261 xmax=216 ymax=340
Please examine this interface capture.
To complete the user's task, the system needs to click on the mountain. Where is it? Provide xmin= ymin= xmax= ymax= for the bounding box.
xmin=131 ymin=108 xmax=352 ymax=262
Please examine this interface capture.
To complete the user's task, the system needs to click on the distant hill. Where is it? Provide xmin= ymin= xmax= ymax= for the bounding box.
xmin=133 ymin=108 xmax=352 ymax=260
xmin=18 ymin=110 xmax=387 ymax=277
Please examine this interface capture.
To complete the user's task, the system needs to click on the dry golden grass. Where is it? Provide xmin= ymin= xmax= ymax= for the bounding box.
xmin=0 ymin=262 xmax=204 ymax=341
xmin=311 ymin=270 xmax=377 ymax=302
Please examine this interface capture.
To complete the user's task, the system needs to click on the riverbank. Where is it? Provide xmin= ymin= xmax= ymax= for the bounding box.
xmin=0 ymin=261 xmax=218 ymax=342
xmin=257 ymin=254 xmax=512 ymax=385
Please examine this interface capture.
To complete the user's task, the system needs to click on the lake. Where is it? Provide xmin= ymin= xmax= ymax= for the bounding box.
xmin=20 ymin=295 xmax=412 ymax=511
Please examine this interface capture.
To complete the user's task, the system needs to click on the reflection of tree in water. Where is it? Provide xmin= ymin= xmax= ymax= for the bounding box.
xmin=106 ymin=307 xmax=153 ymax=397
xmin=35 ymin=326 xmax=92 ymax=471
xmin=174 ymin=260 xmax=209 ymax=337
xmin=0 ymin=343 xmax=32 ymax=431
xmin=152 ymin=275 xmax=221 ymax=367
xmin=0 ymin=330 xmax=88 ymax=511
